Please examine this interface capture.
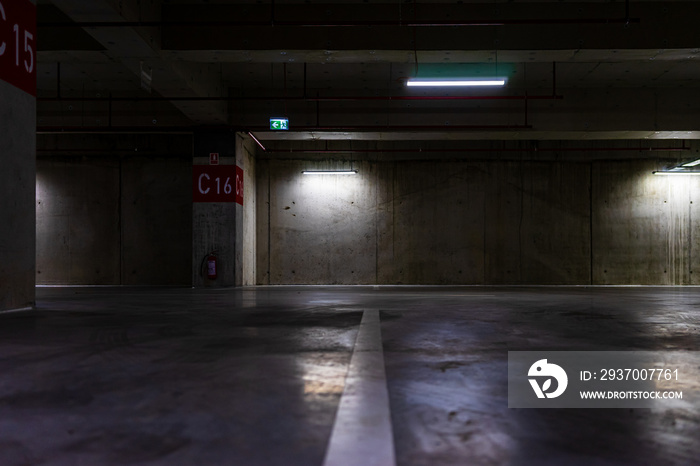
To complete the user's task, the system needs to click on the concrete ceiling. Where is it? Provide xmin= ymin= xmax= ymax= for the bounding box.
xmin=36 ymin=0 xmax=700 ymax=142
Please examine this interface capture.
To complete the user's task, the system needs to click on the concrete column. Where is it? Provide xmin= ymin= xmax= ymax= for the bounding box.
xmin=0 ymin=0 xmax=37 ymax=311
xmin=192 ymin=130 xmax=240 ymax=287
xmin=236 ymin=133 xmax=257 ymax=286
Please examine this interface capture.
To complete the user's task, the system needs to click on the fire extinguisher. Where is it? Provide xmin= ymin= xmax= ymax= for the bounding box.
xmin=203 ymin=252 xmax=218 ymax=280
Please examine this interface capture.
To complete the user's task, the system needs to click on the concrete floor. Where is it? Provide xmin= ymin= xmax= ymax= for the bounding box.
xmin=1 ymin=286 xmax=699 ymax=465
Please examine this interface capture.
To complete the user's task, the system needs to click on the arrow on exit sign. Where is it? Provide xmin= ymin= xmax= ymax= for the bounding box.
xmin=270 ymin=118 xmax=289 ymax=130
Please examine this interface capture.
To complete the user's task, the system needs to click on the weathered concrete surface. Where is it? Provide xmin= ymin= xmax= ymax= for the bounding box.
xmin=34 ymin=137 xmax=700 ymax=287
xmin=258 ymin=148 xmax=698 ymax=285
xmin=378 ymin=286 xmax=700 ymax=466
xmin=485 ymin=161 xmax=591 ymax=285
xmin=256 ymin=159 xmax=271 ymax=285
xmin=121 ymin=156 xmax=192 ymax=285
xmin=592 ymin=160 xmax=695 ymax=285
xmin=192 ymin=131 xmax=237 ymax=287
xmin=378 ymin=161 xmax=485 ymax=284
xmin=1 ymin=286 xmax=698 ymax=465
xmin=0 ymin=79 xmax=36 ymax=311
xmin=691 ymin=178 xmax=700 ymax=286
xmin=36 ymin=157 xmax=120 ymax=285
xmin=259 ymin=158 xmax=592 ymax=285
xmin=36 ymin=151 xmax=192 ymax=286
xmin=264 ymin=160 xmax=377 ymax=285
xmin=237 ymin=134 xmax=257 ymax=286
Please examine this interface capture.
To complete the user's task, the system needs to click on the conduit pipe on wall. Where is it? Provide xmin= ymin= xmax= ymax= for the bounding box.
xmin=262 ymin=146 xmax=691 ymax=154
xmin=36 ymin=148 xmax=158 ymax=153
xmin=36 ymin=124 xmax=534 ymax=133
xmin=36 ymin=127 xmax=197 ymax=134
xmin=257 ymin=125 xmax=536 ymax=131
xmin=38 ymin=18 xmax=639 ymax=28
xmin=35 ymin=146 xmax=689 ymax=155
xmin=38 ymin=95 xmax=563 ymax=102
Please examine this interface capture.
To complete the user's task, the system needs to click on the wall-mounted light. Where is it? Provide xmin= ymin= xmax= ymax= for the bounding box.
xmin=681 ymin=158 xmax=700 ymax=167
xmin=302 ymin=170 xmax=358 ymax=175
xmin=406 ymin=79 xmax=506 ymax=87
xmin=653 ymin=158 xmax=700 ymax=175
xmin=653 ymin=170 xmax=700 ymax=176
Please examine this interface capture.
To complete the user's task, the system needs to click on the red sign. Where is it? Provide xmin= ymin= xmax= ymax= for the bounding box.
xmin=193 ymin=165 xmax=243 ymax=205
xmin=0 ymin=0 xmax=36 ymax=96
xmin=209 ymin=153 xmax=219 ymax=165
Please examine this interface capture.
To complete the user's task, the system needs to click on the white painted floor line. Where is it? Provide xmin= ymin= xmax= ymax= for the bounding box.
xmin=323 ymin=309 xmax=396 ymax=466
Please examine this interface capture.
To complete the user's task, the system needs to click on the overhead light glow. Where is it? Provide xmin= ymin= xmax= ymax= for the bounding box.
xmin=653 ymin=170 xmax=700 ymax=176
xmin=406 ymin=79 xmax=506 ymax=87
xmin=302 ymin=170 xmax=358 ymax=175
xmin=681 ymin=159 xmax=700 ymax=167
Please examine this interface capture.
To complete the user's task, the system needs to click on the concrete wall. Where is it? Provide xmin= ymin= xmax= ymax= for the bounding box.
xmin=121 ymin=156 xmax=192 ymax=285
xmin=37 ymin=157 xmax=120 ymax=285
xmin=237 ymin=134 xmax=257 ymax=286
xmin=0 ymin=81 xmax=36 ymax=311
xmin=257 ymin=149 xmax=700 ymax=285
xmin=257 ymin=160 xmax=377 ymax=285
xmin=36 ymin=154 xmax=192 ymax=285
xmin=592 ymin=159 xmax=700 ymax=285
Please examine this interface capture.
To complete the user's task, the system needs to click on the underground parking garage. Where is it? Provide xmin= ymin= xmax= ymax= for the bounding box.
xmin=2 ymin=0 xmax=700 ymax=464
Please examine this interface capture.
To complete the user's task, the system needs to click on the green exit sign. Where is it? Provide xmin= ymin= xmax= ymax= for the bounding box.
xmin=270 ymin=118 xmax=289 ymax=130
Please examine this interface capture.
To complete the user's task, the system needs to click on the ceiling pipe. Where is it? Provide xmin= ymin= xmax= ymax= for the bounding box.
xmin=36 ymin=126 xmax=196 ymax=134
xmin=38 ymin=18 xmax=640 ymax=28
xmin=48 ymin=147 xmax=686 ymax=154
xmin=36 ymin=124 xmax=532 ymax=133
xmin=36 ymin=148 xmax=158 ymax=153
xmin=247 ymin=125 xmax=534 ymax=131
xmin=264 ymin=146 xmax=690 ymax=154
xmin=38 ymin=95 xmax=563 ymax=102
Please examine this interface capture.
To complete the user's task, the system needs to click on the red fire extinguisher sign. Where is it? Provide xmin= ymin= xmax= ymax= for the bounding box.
xmin=206 ymin=254 xmax=217 ymax=280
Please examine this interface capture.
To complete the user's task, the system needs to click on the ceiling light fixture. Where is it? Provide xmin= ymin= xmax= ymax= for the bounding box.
xmin=302 ymin=170 xmax=358 ymax=175
xmin=652 ymin=170 xmax=700 ymax=176
xmin=681 ymin=158 xmax=700 ymax=167
xmin=406 ymin=79 xmax=506 ymax=87
xmin=653 ymin=157 xmax=700 ymax=175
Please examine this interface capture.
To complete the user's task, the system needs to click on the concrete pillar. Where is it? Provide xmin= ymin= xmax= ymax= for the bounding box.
xmin=0 ymin=0 xmax=37 ymax=311
xmin=236 ymin=133 xmax=257 ymax=286
xmin=192 ymin=130 xmax=241 ymax=287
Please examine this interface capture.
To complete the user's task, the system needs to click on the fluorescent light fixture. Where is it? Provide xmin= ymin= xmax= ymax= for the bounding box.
xmin=682 ymin=158 xmax=700 ymax=167
xmin=406 ymin=79 xmax=506 ymax=87
xmin=653 ymin=170 xmax=700 ymax=176
xmin=302 ymin=170 xmax=358 ymax=175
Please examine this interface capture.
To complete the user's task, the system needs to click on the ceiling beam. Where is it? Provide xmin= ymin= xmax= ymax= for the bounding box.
xmin=49 ymin=0 xmax=228 ymax=124
xmin=158 ymin=2 xmax=694 ymax=52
